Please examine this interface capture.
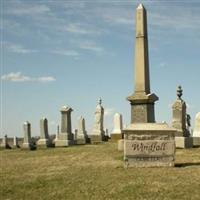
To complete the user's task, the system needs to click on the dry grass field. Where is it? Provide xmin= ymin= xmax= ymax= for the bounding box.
xmin=1 ymin=142 xmax=200 ymax=200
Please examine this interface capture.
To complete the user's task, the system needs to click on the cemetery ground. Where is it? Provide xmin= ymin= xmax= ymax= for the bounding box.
xmin=1 ymin=143 xmax=200 ymax=200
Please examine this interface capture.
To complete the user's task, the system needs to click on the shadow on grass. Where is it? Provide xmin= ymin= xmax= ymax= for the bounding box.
xmin=175 ymin=162 xmax=200 ymax=168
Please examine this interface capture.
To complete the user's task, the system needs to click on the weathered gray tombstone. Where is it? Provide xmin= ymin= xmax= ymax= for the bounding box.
xmin=55 ymin=106 xmax=74 ymax=147
xmin=76 ymin=116 xmax=87 ymax=144
xmin=53 ymin=125 xmax=59 ymax=145
xmin=0 ymin=135 xmax=10 ymax=149
xmin=37 ymin=118 xmax=50 ymax=148
xmin=22 ymin=121 xmax=32 ymax=150
xmin=90 ymin=98 xmax=105 ymax=144
xmin=123 ymin=4 xmax=176 ymax=167
xmin=104 ymin=128 xmax=110 ymax=141
xmin=192 ymin=112 xmax=200 ymax=147
xmin=172 ymin=86 xmax=193 ymax=148
xmin=13 ymin=136 xmax=20 ymax=148
xmin=111 ymin=113 xmax=123 ymax=141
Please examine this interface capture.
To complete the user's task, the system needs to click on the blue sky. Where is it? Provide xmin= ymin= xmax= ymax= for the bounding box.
xmin=1 ymin=0 xmax=200 ymax=137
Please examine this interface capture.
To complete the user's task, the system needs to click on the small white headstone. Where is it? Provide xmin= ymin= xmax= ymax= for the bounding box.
xmin=112 ymin=113 xmax=123 ymax=134
xmin=193 ymin=112 xmax=200 ymax=137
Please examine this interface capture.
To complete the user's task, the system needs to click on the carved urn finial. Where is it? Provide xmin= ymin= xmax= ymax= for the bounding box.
xmin=98 ymin=97 xmax=102 ymax=105
xmin=177 ymin=85 xmax=183 ymax=100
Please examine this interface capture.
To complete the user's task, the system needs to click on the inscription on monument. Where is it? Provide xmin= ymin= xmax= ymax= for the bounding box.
xmin=125 ymin=140 xmax=175 ymax=157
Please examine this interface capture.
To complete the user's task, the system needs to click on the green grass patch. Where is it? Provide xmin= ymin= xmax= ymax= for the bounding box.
xmin=1 ymin=143 xmax=200 ymax=200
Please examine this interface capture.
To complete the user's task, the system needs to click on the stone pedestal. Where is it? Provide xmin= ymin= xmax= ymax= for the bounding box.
xmin=37 ymin=118 xmax=50 ymax=148
xmin=90 ymin=98 xmax=105 ymax=144
xmin=111 ymin=113 xmax=123 ymax=141
xmin=55 ymin=106 xmax=74 ymax=147
xmin=124 ymin=123 xmax=176 ymax=168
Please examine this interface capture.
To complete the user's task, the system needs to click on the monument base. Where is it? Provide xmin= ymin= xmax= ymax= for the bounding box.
xmin=110 ymin=133 xmax=123 ymax=141
xmin=12 ymin=145 xmax=20 ymax=149
xmin=192 ymin=137 xmax=200 ymax=147
xmin=76 ymin=138 xmax=86 ymax=145
xmin=175 ymin=137 xmax=193 ymax=148
xmin=124 ymin=123 xmax=176 ymax=168
xmin=37 ymin=139 xmax=50 ymax=148
xmin=55 ymin=140 xmax=73 ymax=147
xmin=90 ymin=135 xmax=102 ymax=144
xmin=118 ymin=139 xmax=124 ymax=151
xmin=22 ymin=143 xmax=31 ymax=150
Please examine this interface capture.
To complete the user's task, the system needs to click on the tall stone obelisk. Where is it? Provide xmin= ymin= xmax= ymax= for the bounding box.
xmin=123 ymin=4 xmax=176 ymax=168
xmin=127 ymin=3 xmax=158 ymax=123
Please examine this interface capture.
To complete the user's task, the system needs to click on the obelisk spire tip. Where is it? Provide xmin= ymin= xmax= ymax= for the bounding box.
xmin=137 ymin=3 xmax=145 ymax=9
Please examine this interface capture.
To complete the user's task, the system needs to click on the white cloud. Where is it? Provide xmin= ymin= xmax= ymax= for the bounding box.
xmin=51 ymin=50 xmax=79 ymax=56
xmin=104 ymin=108 xmax=115 ymax=116
xmin=79 ymin=41 xmax=104 ymax=52
xmin=6 ymin=3 xmax=50 ymax=15
xmin=3 ymin=42 xmax=37 ymax=54
xmin=1 ymin=72 xmax=56 ymax=83
xmin=37 ymin=76 xmax=56 ymax=82
xmin=64 ymin=23 xmax=101 ymax=35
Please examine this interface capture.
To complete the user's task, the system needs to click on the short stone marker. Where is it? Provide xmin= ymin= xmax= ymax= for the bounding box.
xmin=13 ymin=136 xmax=20 ymax=148
xmin=76 ymin=116 xmax=87 ymax=144
xmin=111 ymin=113 xmax=123 ymax=141
xmin=172 ymin=86 xmax=193 ymax=148
xmin=192 ymin=112 xmax=200 ymax=147
xmin=0 ymin=135 xmax=10 ymax=149
xmin=22 ymin=121 xmax=32 ymax=150
xmin=55 ymin=106 xmax=74 ymax=147
xmin=90 ymin=98 xmax=105 ymax=144
xmin=37 ymin=118 xmax=50 ymax=148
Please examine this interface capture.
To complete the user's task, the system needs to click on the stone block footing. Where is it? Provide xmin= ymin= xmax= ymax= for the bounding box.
xmin=55 ymin=140 xmax=73 ymax=147
xmin=192 ymin=137 xmax=200 ymax=147
xmin=124 ymin=158 xmax=175 ymax=168
xmin=37 ymin=139 xmax=50 ymax=148
xmin=76 ymin=138 xmax=86 ymax=145
xmin=90 ymin=135 xmax=102 ymax=144
xmin=110 ymin=133 xmax=123 ymax=141
xmin=175 ymin=137 xmax=193 ymax=148
xmin=118 ymin=139 xmax=124 ymax=151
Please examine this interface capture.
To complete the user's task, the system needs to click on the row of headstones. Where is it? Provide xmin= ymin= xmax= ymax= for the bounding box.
xmin=0 ymin=103 xmax=124 ymax=150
